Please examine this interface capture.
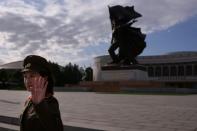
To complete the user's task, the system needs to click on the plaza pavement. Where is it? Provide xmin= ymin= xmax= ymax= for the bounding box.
xmin=0 ymin=90 xmax=197 ymax=131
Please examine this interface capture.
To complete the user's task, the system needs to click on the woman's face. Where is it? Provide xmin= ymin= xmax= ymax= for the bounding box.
xmin=23 ymin=71 xmax=41 ymax=92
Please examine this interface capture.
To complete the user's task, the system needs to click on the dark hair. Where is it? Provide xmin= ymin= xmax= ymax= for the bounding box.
xmin=39 ymin=69 xmax=54 ymax=95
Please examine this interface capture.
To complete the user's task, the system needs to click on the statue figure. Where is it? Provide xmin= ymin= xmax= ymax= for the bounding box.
xmin=108 ymin=5 xmax=146 ymax=65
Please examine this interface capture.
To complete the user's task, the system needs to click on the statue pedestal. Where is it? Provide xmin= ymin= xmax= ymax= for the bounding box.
xmin=93 ymin=55 xmax=148 ymax=81
xmin=90 ymin=55 xmax=158 ymax=92
xmin=101 ymin=65 xmax=148 ymax=81
xmin=94 ymin=64 xmax=148 ymax=81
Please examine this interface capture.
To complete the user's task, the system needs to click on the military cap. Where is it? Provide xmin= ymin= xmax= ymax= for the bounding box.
xmin=22 ymin=55 xmax=50 ymax=73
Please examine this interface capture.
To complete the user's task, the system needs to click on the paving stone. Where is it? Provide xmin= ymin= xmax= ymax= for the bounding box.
xmin=0 ymin=90 xmax=197 ymax=131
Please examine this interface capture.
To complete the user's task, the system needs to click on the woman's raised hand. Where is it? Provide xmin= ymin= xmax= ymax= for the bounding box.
xmin=31 ymin=76 xmax=48 ymax=104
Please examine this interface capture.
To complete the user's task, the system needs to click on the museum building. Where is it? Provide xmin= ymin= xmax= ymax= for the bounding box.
xmin=139 ymin=51 xmax=197 ymax=78
xmin=94 ymin=51 xmax=197 ymax=88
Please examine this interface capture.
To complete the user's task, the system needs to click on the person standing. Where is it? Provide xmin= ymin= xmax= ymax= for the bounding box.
xmin=20 ymin=55 xmax=63 ymax=131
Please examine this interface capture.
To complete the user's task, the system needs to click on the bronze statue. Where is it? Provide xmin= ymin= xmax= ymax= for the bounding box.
xmin=108 ymin=5 xmax=146 ymax=65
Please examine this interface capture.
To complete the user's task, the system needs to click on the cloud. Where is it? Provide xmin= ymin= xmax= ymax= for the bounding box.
xmin=0 ymin=0 xmax=197 ymax=65
xmin=135 ymin=0 xmax=197 ymax=33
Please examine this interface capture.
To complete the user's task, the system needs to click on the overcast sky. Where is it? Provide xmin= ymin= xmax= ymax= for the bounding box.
xmin=0 ymin=0 xmax=197 ymax=66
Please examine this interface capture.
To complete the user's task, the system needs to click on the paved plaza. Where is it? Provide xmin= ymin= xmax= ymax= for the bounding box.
xmin=0 ymin=90 xmax=197 ymax=131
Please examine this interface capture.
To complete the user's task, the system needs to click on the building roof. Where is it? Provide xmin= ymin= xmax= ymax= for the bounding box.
xmin=138 ymin=51 xmax=197 ymax=64
xmin=165 ymin=51 xmax=197 ymax=55
xmin=0 ymin=61 xmax=23 ymax=69
xmin=95 ymin=51 xmax=197 ymax=65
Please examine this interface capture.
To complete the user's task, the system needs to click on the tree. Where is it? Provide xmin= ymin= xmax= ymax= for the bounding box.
xmin=63 ymin=63 xmax=83 ymax=84
xmin=0 ymin=69 xmax=8 ymax=88
xmin=11 ymin=70 xmax=24 ymax=87
xmin=48 ymin=61 xmax=65 ymax=86
xmin=82 ymin=67 xmax=93 ymax=81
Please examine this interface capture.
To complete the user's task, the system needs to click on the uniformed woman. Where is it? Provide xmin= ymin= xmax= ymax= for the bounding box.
xmin=20 ymin=55 xmax=63 ymax=131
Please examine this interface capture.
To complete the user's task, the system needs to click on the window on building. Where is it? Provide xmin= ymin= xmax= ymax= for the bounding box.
xmin=170 ymin=66 xmax=177 ymax=76
xmin=178 ymin=65 xmax=184 ymax=76
xmin=163 ymin=66 xmax=169 ymax=76
xmin=155 ymin=66 xmax=161 ymax=77
xmin=148 ymin=67 xmax=154 ymax=77
xmin=186 ymin=65 xmax=192 ymax=76
xmin=194 ymin=64 xmax=197 ymax=76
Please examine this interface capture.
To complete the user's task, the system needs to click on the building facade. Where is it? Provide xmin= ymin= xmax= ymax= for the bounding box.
xmin=94 ymin=51 xmax=197 ymax=88
xmin=139 ymin=52 xmax=197 ymax=79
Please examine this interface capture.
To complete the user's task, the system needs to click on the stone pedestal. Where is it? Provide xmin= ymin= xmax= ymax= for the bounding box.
xmin=100 ymin=65 xmax=148 ymax=81
xmin=93 ymin=55 xmax=148 ymax=81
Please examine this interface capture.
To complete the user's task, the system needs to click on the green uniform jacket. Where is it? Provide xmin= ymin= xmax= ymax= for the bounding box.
xmin=20 ymin=96 xmax=64 ymax=131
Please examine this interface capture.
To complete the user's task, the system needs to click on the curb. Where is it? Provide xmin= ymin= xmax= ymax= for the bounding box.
xmin=0 ymin=127 xmax=18 ymax=131
xmin=0 ymin=116 xmax=19 ymax=126
xmin=0 ymin=115 xmax=104 ymax=131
